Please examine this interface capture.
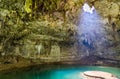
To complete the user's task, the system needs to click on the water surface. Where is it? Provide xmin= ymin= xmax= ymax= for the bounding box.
xmin=0 ymin=65 xmax=120 ymax=79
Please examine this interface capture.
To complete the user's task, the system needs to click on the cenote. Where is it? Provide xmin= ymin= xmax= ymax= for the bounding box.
xmin=0 ymin=65 xmax=120 ymax=79
xmin=1 ymin=0 xmax=120 ymax=79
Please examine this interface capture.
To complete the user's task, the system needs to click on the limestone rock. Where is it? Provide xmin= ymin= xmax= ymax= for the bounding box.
xmin=0 ymin=9 xmax=10 ymax=17
xmin=50 ymin=44 xmax=60 ymax=57
xmin=21 ymin=44 xmax=36 ymax=58
xmin=14 ymin=47 xmax=21 ymax=56
xmin=95 ymin=1 xmax=119 ymax=17
xmin=4 ymin=57 xmax=18 ymax=64
xmin=109 ymin=2 xmax=119 ymax=18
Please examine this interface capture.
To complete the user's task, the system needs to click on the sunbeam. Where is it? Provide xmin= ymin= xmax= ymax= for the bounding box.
xmin=77 ymin=3 xmax=106 ymax=56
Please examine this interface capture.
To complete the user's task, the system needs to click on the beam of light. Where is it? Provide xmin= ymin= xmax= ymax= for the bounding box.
xmin=77 ymin=3 xmax=107 ymax=55
xmin=83 ymin=3 xmax=95 ymax=14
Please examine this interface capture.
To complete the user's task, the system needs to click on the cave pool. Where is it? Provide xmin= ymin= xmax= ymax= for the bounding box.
xmin=0 ymin=65 xmax=120 ymax=79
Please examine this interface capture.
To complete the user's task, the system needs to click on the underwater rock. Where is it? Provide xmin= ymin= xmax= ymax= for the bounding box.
xmin=81 ymin=71 xmax=118 ymax=79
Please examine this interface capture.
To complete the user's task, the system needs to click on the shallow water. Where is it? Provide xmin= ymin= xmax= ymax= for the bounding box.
xmin=0 ymin=65 xmax=120 ymax=79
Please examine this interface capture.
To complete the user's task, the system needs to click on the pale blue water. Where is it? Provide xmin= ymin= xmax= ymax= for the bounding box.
xmin=0 ymin=66 xmax=120 ymax=79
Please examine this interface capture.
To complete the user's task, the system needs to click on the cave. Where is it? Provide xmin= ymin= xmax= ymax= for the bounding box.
xmin=0 ymin=0 xmax=120 ymax=79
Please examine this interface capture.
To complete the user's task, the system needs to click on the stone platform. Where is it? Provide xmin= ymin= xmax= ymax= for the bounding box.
xmin=81 ymin=71 xmax=118 ymax=79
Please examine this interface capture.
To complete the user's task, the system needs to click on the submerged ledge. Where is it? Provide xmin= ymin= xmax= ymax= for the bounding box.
xmin=81 ymin=71 xmax=118 ymax=79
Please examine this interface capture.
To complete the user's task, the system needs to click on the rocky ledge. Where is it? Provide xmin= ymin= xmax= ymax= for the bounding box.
xmin=81 ymin=71 xmax=118 ymax=79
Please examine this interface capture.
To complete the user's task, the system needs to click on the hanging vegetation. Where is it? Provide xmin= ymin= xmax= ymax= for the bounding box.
xmin=0 ymin=0 xmax=84 ymax=55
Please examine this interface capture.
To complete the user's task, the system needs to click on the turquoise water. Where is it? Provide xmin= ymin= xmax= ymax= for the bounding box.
xmin=0 ymin=66 xmax=120 ymax=79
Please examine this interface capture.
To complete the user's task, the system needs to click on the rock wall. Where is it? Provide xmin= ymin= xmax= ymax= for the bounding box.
xmin=95 ymin=0 xmax=120 ymax=59
xmin=0 ymin=0 xmax=120 ymax=62
xmin=77 ymin=0 xmax=120 ymax=60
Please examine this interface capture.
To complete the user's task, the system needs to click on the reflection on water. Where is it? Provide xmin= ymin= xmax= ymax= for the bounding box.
xmin=0 ymin=65 xmax=120 ymax=79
